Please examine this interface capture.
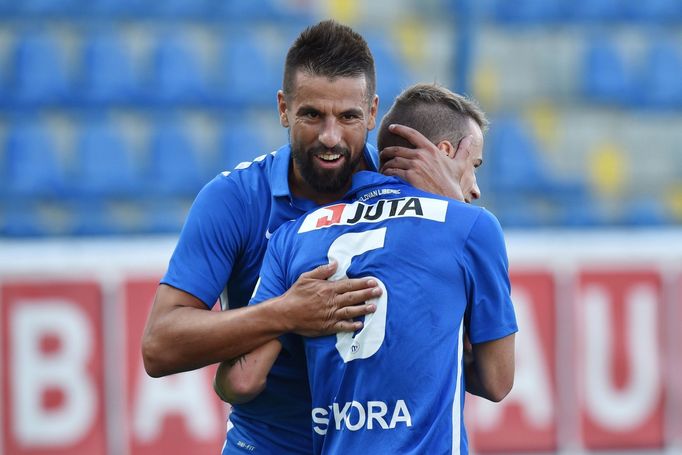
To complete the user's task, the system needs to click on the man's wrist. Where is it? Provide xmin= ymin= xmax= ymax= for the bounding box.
xmin=258 ymin=293 xmax=295 ymax=334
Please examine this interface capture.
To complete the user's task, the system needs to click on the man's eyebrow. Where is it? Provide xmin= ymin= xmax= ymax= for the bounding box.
xmin=296 ymin=105 xmax=320 ymax=115
xmin=340 ymin=107 xmax=364 ymax=117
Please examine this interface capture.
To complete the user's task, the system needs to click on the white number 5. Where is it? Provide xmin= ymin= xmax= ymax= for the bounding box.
xmin=327 ymin=227 xmax=388 ymax=363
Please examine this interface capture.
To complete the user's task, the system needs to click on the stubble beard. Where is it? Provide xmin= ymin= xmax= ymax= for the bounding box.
xmin=291 ymin=143 xmax=363 ymax=194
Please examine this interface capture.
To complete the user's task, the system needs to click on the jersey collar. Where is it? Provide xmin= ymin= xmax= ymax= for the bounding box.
xmin=270 ymin=143 xmax=380 ymax=200
xmin=344 ymin=171 xmax=404 ymax=199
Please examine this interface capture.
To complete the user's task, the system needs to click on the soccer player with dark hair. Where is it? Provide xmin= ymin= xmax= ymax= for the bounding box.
xmin=215 ymin=83 xmax=517 ymax=454
xmin=142 ymin=21 xmax=470 ymax=454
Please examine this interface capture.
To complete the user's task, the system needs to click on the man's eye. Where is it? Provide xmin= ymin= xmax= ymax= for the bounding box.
xmin=305 ymin=112 xmax=319 ymax=119
xmin=342 ymin=113 xmax=360 ymax=120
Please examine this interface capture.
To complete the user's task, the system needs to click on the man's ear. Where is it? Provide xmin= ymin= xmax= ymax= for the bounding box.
xmin=277 ymin=90 xmax=289 ymax=128
xmin=437 ymin=140 xmax=457 ymax=158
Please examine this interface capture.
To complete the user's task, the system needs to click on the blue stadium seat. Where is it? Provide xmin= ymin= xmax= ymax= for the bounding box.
xmin=145 ymin=0 xmax=208 ymax=17
xmin=581 ymin=38 xmax=632 ymax=105
xmin=142 ymin=198 xmax=190 ymax=234
xmin=79 ymin=30 xmax=138 ymax=104
xmin=493 ymin=0 xmax=562 ymax=23
xmin=218 ymin=119 xmax=269 ymax=171
xmin=637 ymin=39 xmax=682 ymax=108
xmin=11 ymin=31 xmax=69 ymax=105
xmin=621 ymin=199 xmax=670 ymax=226
xmin=86 ymin=0 xmax=141 ymax=15
xmin=1 ymin=202 xmax=49 ymax=237
xmin=150 ymin=34 xmax=207 ymax=104
xmin=626 ymin=0 xmax=682 ymax=22
xmin=218 ymin=32 xmax=280 ymax=107
xmin=71 ymin=120 xmax=139 ymax=198
xmin=212 ymin=0 xmax=311 ymax=20
xmin=147 ymin=120 xmax=204 ymax=196
xmin=484 ymin=117 xmax=587 ymax=200
xmin=16 ymin=0 xmax=76 ymax=14
xmin=569 ymin=0 xmax=622 ymax=22
xmin=365 ymin=35 xmax=411 ymax=108
xmin=484 ymin=117 xmax=548 ymax=194
xmin=70 ymin=201 xmax=123 ymax=236
xmin=3 ymin=120 xmax=65 ymax=198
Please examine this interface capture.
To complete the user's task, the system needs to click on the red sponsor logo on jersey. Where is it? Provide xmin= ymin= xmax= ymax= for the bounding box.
xmin=316 ymin=204 xmax=347 ymax=228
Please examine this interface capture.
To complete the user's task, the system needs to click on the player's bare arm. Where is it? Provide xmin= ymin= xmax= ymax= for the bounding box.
xmin=142 ymin=262 xmax=380 ymax=377
xmin=463 ymin=332 xmax=515 ymax=402
xmin=380 ymin=124 xmax=468 ymax=201
xmin=213 ymin=339 xmax=283 ymax=404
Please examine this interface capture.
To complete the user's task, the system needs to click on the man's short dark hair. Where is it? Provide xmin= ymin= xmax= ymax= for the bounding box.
xmin=377 ymin=83 xmax=489 ymax=150
xmin=283 ymin=20 xmax=376 ymax=101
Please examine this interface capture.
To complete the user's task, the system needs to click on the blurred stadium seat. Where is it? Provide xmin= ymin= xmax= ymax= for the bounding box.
xmin=493 ymin=0 xmax=562 ymax=23
xmin=622 ymin=198 xmax=671 ymax=226
xmin=149 ymin=33 xmax=207 ymax=104
xmin=212 ymin=0 xmax=310 ymax=20
xmin=70 ymin=119 xmax=140 ymax=198
xmin=146 ymin=119 xmax=204 ymax=196
xmin=485 ymin=117 xmax=556 ymax=194
xmin=145 ymin=0 xmax=208 ymax=17
xmin=365 ymin=35 xmax=411 ymax=109
xmin=16 ymin=0 xmax=75 ymax=15
xmin=142 ymin=198 xmax=190 ymax=233
xmin=581 ymin=37 xmax=632 ymax=105
xmin=10 ymin=31 xmax=69 ymax=105
xmin=625 ymin=0 xmax=682 ymax=22
xmin=218 ymin=31 xmax=280 ymax=107
xmin=1 ymin=202 xmax=49 ymax=236
xmin=218 ymin=119 xmax=269 ymax=170
xmin=483 ymin=117 xmax=589 ymax=224
xmin=71 ymin=201 xmax=124 ymax=236
xmin=86 ymin=0 xmax=140 ymax=15
xmin=569 ymin=0 xmax=622 ymax=22
xmin=3 ymin=119 xmax=65 ymax=198
xmin=79 ymin=30 xmax=138 ymax=104
xmin=637 ymin=39 xmax=682 ymax=108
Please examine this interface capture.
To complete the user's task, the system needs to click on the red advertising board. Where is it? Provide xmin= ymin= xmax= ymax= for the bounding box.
xmin=674 ymin=272 xmax=682 ymax=446
xmin=2 ymin=238 xmax=681 ymax=454
xmin=468 ymin=270 xmax=557 ymax=452
xmin=1 ymin=281 xmax=107 ymax=455
xmin=124 ymin=278 xmax=227 ymax=455
xmin=576 ymin=270 xmax=665 ymax=449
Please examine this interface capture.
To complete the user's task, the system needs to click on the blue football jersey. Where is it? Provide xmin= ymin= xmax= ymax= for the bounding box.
xmin=251 ymin=171 xmax=517 ymax=455
xmin=161 ymin=144 xmax=378 ymax=454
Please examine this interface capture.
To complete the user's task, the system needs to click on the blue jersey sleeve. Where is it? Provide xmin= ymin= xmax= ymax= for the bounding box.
xmin=161 ymin=174 xmax=248 ymax=308
xmin=463 ymin=209 xmax=518 ymax=344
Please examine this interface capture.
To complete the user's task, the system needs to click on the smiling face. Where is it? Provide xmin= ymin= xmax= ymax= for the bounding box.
xmin=279 ymin=71 xmax=378 ymax=205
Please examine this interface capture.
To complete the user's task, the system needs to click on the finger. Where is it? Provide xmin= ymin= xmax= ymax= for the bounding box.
xmin=301 ymin=261 xmax=337 ymax=280
xmin=388 ymin=124 xmax=434 ymax=149
xmin=380 ymin=156 xmax=414 ymax=172
xmin=380 ymin=146 xmax=420 ymax=161
xmin=339 ymin=302 xmax=377 ymax=320
xmin=337 ymin=287 xmax=382 ymax=307
xmin=333 ymin=320 xmax=364 ymax=333
xmin=333 ymin=277 xmax=379 ymax=294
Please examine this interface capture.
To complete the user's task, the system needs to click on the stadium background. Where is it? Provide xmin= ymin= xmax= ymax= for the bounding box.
xmin=0 ymin=0 xmax=681 ymax=454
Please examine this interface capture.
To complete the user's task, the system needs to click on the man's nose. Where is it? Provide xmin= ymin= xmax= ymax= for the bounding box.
xmin=470 ymin=181 xmax=481 ymax=201
xmin=318 ymin=118 xmax=341 ymax=148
